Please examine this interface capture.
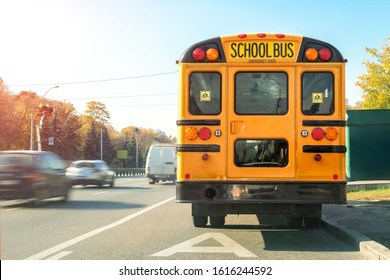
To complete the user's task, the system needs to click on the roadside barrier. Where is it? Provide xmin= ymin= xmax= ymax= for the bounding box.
xmin=112 ymin=168 xmax=145 ymax=177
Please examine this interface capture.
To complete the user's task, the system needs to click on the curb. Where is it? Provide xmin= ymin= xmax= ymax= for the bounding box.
xmin=322 ymin=216 xmax=390 ymax=260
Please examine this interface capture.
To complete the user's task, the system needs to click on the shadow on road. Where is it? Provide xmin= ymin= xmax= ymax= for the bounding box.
xmin=0 ymin=199 xmax=146 ymax=210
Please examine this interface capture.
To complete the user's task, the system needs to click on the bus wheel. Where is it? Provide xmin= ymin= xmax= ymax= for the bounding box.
xmin=210 ymin=216 xmax=225 ymax=228
xmin=304 ymin=217 xmax=322 ymax=228
xmin=193 ymin=216 xmax=208 ymax=227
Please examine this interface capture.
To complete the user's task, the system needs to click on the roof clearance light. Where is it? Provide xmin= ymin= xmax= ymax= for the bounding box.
xmin=312 ymin=127 xmax=325 ymax=140
xmin=198 ymin=127 xmax=212 ymax=140
xmin=192 ymin=48 xmax=205 ymax=61
xmin=185 ymin=127 xmax=198 ymax=140
xmin=276 ymin=34 xmax=285 ymax=38
xmin=325 ymin=127 xmax=338 ymax=141
xmin=238 ymin=34 xmax=247 ymax=38
xmin=305 ymin=48 xmax=318 ymax=61
xmin=257 ymin=33 xmax=267 ymax=38
xmin=319 ymin=47 xmax=332 ymax=61
xmin=206 ymin=48 xmax=219 ymax=61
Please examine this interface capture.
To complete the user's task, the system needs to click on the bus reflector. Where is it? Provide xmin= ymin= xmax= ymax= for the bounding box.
xmin=325 ymin=127 xmax=338 ymax=141
xmin=305 ymin=48 xmax=318 ymax=61
xmin=319 ymin=48 xmax=332 ymax=61
xmin=192 ymin=48 xmax=205 ymax=61
xmin=185 ymin=127 xmax=198 ymax=140
xmin=312 ymin=127 xmax=325 ymax=140
xmin=206 ymin=48 xmax=219 ymax=61
xmin=314 ymin=154 xmax=322 ymax=161
xmin=198 ymin=127 xmax=212 ymax=140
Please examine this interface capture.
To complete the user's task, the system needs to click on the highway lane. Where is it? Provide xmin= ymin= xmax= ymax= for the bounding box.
xmin=1 ymin=177 xmax=366 ymax=260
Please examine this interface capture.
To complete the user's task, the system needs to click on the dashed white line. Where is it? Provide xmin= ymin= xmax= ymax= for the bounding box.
xmin=25 ymin=196 xmax=175 ymax=260
xmin=91 ymin=191 xmax=108 ymax=196
xmin=45 ymin=251 xmax=73 ymax=260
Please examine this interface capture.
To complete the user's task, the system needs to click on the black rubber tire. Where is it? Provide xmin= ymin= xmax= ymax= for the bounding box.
xmin=193 ymin=216 xmax=208 ymax=227
xmin=210 ymin=216 xmax=225 ymax=228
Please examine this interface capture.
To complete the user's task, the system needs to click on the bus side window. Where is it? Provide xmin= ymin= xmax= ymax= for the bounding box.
xmin=302 ymin=72 xmax=334 ymax=115
xmin=189 ymin=72 xmax=221 ymax=115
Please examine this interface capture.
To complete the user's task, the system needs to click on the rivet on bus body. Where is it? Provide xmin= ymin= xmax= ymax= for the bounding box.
xmin=184 ymin=173 xmax=191 ymax=180
xmin=202 ymin=153 xmax=209 ymax=161
xmin=314 ymin=154 xmax=322 ymax=161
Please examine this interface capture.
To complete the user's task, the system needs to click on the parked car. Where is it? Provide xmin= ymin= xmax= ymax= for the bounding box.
xmin=145 ymin=144 xmax=176 ymax=184
xmin=0 ymin=150 xmax=71 ymax=206
xmin=66 ymin=160 xmax=115 ymax=187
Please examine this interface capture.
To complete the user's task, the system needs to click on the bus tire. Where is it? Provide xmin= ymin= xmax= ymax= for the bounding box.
xmin=210 ymin=216 xmax=225 ymax=228
xmin=193 ymin=216 xmax=208 ymax=227
xmin=304 ymin=217 xmax=322 ymax=228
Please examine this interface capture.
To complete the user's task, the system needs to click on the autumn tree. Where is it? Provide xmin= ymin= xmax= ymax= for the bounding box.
xmin=0 ymin=78 xmax=16 ymax=150
xmin=41 ymin=101 xmax=83 ymax=160
xmin=82 ymin=101 xmax=114 ymax=163
xmin=356 ymin=37 xmax=390 ymax=109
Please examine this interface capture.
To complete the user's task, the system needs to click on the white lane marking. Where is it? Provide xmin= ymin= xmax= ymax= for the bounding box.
xmin=45 ymin=251 xmax=73 ymax=260
xmin=25 ymin=196 xmax=175 ymax=260
xmin=4 ymin=207 xmax=22 ymax=212
xmin=151 ymin=232 xmax=257 ymax=258
xmin=91 ymin=191 xmax=108 ymax=196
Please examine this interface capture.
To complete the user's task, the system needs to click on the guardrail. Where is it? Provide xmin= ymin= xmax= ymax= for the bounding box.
xmin=112 ymin=168 xmax=145 ymax=177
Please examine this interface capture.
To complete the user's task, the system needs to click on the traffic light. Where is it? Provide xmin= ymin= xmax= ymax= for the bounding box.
xmin=36 ymin=104 xmax=53 ymax=117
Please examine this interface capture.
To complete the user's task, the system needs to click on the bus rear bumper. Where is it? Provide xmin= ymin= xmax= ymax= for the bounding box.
xmin=176 ymin=180 xmax=346 ymax=205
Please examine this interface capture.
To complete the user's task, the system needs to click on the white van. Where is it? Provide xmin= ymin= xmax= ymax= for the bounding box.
xmin=145 ymin=144 xmax=176 ymax=184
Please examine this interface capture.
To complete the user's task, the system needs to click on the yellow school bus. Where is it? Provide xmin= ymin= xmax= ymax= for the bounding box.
xmin=176 ymin=33 xmax=346 ymax=228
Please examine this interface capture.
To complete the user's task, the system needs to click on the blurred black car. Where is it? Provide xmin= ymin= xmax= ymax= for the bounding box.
xmin=66 ymin=160 xmax=115 ymax=187
xmin=0 ymin=150 xmax=71 ymax=205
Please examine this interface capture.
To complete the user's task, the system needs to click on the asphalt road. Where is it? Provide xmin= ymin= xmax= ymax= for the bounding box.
xmin=1 ymin=177 xmax=367 ymax=260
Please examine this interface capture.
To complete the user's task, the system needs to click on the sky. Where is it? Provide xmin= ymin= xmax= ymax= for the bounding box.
xmin=0 ymin=0 xmax=389 ymax=137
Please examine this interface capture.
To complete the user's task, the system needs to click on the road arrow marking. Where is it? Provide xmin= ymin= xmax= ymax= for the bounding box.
xmin=151 ymin=232 xmax=257 ymax=258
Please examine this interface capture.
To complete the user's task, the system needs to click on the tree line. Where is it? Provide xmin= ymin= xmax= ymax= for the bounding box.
xmin=0 ymin=80 xmax=175 ymax=167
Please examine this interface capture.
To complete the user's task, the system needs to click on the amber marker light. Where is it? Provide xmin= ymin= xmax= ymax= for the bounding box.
xmin=185 ymin=127 xmax=198 ymax=140
xmin=206 ymin=48 xmax=219 ymax=61
xmin=305 ymin=48 xmax=318 ymax=61
xmin=325 ymin=127 xmax=338 ymax=141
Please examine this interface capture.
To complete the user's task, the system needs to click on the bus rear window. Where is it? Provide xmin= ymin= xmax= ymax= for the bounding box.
xmin=235 ymin=72 xmax=288 ymax=115
xmin=189 ymin=72 xmax=221 ymax=115
xmin=234 ymin=139 xmax=288 ymax=167
xmin=302 ymin=72 xmax=334 ymax=115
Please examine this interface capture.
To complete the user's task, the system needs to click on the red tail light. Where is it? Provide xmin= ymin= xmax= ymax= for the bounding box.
xmin=24 ymin=171 xmax=43 ymax=184
xmin=319 ymin=48 xmax=332 ymax=61
xmin=192 ymin=48 xmax=205 ymax=61
xmin=312 ymin=127 xmax=325 ymax=140
xmin=198 ymin=127 xmax=212 ymax=140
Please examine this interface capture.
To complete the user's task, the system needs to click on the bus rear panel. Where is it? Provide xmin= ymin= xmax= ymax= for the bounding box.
xmin=176 ymin=33 xmax=346 ymax=228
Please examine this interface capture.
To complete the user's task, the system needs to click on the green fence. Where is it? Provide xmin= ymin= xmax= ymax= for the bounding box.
xmin=346 ymin=109 xmax=390 ymax=181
